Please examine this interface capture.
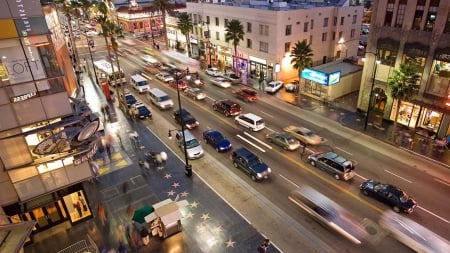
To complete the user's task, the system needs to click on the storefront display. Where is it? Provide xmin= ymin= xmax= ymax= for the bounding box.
xmin=63 ymin=190 xmax=91 ymax=223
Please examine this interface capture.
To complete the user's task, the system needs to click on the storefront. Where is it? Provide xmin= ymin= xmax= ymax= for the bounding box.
xmin=248 ymin=55 xmax=273 ymax=82
xmin=116 ymin=6 xmax=163 ymax=34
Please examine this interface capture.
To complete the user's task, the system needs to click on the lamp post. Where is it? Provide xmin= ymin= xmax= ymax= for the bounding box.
xmin=86 ymin=35 xmax=99 ymax=85
xmin=168 ymin=71 xmax=192 ymax=177
xmin=363 ymin=51 xmax=381 ymax=130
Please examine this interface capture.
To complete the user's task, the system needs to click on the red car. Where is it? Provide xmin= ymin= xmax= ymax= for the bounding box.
xmin=169 ymin=80 xmax=187 ymax=90
xmin=233 ymin=88 xmax=258 ymax=102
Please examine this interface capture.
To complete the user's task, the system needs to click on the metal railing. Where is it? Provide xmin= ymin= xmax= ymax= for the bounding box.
xmin=56 ymin=235 xmax=98 ymax=253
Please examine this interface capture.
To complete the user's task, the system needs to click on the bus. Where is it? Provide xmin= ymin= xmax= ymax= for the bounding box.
xmin=93 ymin=59 xmax=126 ymax=86
xmin=159 ymin=50 xmax=200 ymax=74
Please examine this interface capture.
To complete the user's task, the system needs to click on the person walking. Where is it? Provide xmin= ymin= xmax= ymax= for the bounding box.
xmin=98 ymin=203 xmax=106 ymax=226
xmin=105 ymin=142 xmax=112 ymax=160
xmin=258 ymin=239 xmax=270 ymax=253
xmin=160 ymin=151 xmax=167 ymax=166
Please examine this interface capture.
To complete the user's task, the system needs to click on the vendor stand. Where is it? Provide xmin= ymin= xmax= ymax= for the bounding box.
xmin=144 ymin=199 xmax=189 ymax=238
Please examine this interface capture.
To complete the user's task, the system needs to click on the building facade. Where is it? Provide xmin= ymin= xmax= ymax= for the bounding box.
xmin=186 ymin=0 xmax=363 ymax=83
xmin=0 ymin=1 xmax=98 ymax=245
xmin=357 ymin=0 xmax=450 ymax=138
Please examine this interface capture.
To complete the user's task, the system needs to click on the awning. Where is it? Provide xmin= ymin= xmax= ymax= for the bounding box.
xmin=132 ymin=205 xmax=154 ymax=224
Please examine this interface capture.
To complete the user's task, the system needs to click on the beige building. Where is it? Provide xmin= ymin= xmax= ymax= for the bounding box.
xmin=186 ymin=0 xmax=363 ymax=82
xmin=357 ymin=0 xmax=450 ymax=138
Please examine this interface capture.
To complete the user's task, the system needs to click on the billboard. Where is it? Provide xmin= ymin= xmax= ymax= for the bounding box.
xmin=301 ymin=68 xmax=341 ymax=86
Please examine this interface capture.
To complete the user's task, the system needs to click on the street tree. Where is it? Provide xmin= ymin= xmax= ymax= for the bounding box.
xmin=225 ymin=19 xmax=244 ymax=73
xmin=153 ymin=0 xmax=174 ymax=49
xmin=177 ymin=12 xmax=193 ymax=56
xmin=290 ymin=40 xmax=313 ymax=102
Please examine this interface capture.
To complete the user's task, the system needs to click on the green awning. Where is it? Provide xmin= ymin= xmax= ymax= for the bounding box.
xmin=132 ymin=205 xmax=154 ymax=224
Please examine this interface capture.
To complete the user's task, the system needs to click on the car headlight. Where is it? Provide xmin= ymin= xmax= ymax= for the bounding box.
xmin=256 ymin=173 xmax=263 ymax=178
xmin=267 ymin=168 xmax=272 ymax=173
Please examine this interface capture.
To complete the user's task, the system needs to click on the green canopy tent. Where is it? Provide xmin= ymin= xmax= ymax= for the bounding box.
xmin=132 ymin=205 xmax=154 ymax=224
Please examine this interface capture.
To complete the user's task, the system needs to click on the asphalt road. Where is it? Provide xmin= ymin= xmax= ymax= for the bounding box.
xmin=77 ymin=36 xmax=449 ymax=253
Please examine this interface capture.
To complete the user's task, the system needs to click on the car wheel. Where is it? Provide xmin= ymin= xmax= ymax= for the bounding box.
xmin=215 ymin=147 xmax=219 ymax=152
xmin=392 ymin=206 xmax=400 ymax=213
xmin=310 ymin=160 xmax=316 ymax=166
xmin=225 ymin=111 xmax=229 ymax=117
xmin=233 ymin=162 xmax=238 ymax=168
xmin=361 ymin=190 xmax=369 ymax=196
xmin=213 ymin=105 xmax=217 ymax=111
xmin=251 ymin=175 xmax=257 ymax=181
xmin=334 ymin=174 xmax=340 ymax=180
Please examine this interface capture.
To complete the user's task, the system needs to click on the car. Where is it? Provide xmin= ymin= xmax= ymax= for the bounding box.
xmin=283 ymin=125 xmax=323 ymax=145
xmin=308 ymin=152 xmax=355 ymax=181
xmin=264 ymin=80 xmax=284 ymax=93
xmin=360 ymin=179 xmax=417 ymax=213
xmin=155 ymin=72 xmax=174 ymax=83
xmin=206 ymin=67 xmax=222 ymax=76
xmin=141 ymin=47 xmax=155 ymax=55
xmin=184 ymin=87 xmax=206 ymax=100
xmin=234 ymin=113 xmax=265 ymax=132
xmin=85 ymin=30 xmax=98 ymax=37
xmin=186 ymin=77 xmax=205 ymax=88
xmin=212 ymin=99 xmax=242 ymax=117
xmin=167 ymin=67 xmax=185 ymax=77
xmin=123 ymin=47 xmax=137 ymax=55
xmin=175 ymin=130 xmax=204 ymax=160
xmin=231 ymin=147 xmax=271 ymax=181
xmin=222 ymin=73 xmax=241 ymax=84
xmin=202 ymin=129 xmax=232 ymax=152
xmin=122 ymin=93 xmax=137 ymax=107
xmin=211 ymin=77 xmax=231 ymax=88
xmin=266 ymin=132 xmax=301 ymax=151
xmin=168 ymin=80 xmax=188 ymax=90
xmin=232 ymin=88 xmax=258 ymax=102
xmin=131 ymin=102 xmax=152 ymax=119
xmin=285 ymin=80 xmax=299 ymax=93
xmin=173 ymin=108 xmax=199 ymax=130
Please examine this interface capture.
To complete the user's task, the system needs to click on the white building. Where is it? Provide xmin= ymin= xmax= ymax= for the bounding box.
xmin=186 ymin=0 xmax=363 ymax=82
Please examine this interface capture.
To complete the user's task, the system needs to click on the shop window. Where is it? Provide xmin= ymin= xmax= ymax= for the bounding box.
xmin=418 ymin=108 xmax=442 ymax=132
xmin=63 ymin=191 xmax=91 ymax=223
xmin=403 ymin=55 xmax=426 ymax=72
xmin=378 ymin=49 xmax=396 ymax=66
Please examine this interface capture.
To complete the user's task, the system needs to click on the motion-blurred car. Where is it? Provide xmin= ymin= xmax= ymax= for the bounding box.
xmin=308 ymin=152 xmax=355 ymax=181
xmin=285 ymin=80 xmax=299 ymax=93
xmin=206 ymin=67 xmax=222 ymax=76
xmin=131 ymin=102 xmax=152 ymax=119
xmin=212 ymin=99 xmax=241 ymax=117
xmin=288 ymin=186 xmax=366 ymax=244
xmin=184 ymin=87 xmax=206 ymax=100
xmin=168 ymin=80 xmax=188 ymax=90
xmin=211 ymin=77 xmax=231 ymax=88
xmin=173 ymin=109 xmax=199 ymax=130
xmin=222 ymin=73 xmax=241 ymax=84
xmin=85 ymin=30 xmax=98 ymax=37
xmin=266 ymin=132 xmax=301 ymax=151
xmin=283 ymin=125 xmax=323 ymax=145
xmin=360 ymin=179 xmax=417 ymax=213
xmin=202 ymin=129 xmax=232 ymax=152
xmin=264 ymin=80 xmax=284 ymax=93
xmin=232 ymin=88 xmax=258 ymax=102
xmin=155 ymin=72 xmax=174 ymax=83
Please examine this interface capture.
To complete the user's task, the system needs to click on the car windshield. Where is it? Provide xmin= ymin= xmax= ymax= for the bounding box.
xmin=186 ymin=139 xmax=199 ymax=149
xmin=399 ymin=191 xmax=410 ymax=203
xmin=302 ymin=129 xmax=314 ymax=137
xmin=256 ymin=119 xmax=264 ymax=125
xmin=137 ymin=107 xmax=148 ymax=113
xmin=158 ymin=95 xmax=170 ymax=102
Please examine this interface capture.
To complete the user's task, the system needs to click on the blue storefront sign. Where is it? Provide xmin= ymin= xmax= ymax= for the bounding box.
xmin=301 ymin=68 xmax=341 ymax=86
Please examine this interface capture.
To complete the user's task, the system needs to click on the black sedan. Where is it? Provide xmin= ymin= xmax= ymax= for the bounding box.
xmin=360 ymin=179 xmax=417 ymax=213
xmin=202 ymin=129 xmax=232 ymax=152
xmin=173 ymin=108 xmax=199 ymax=130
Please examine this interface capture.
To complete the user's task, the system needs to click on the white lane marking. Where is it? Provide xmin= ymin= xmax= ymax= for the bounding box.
xmin=417 ymin=206 xmax=450 ymax=224
xmin=354 ymin=173 xmax=367 ymax=181
xmin=334 ymin=146 xmax=353 ymax=156
xmin=236 ymin=134 xmax=266 ymax=152
xmin=279 ymin=174 xmax=299 ymax=188
xmin=243 ymin=131 xmax=272 ymax=149
xmin=434 ymin=178 xmax=450 ymax=187
xmin=384 ymin=170 xmax=412 ymax=183
xmin=265 ymin=126 xmax=276 ymax=133
xmin=260 ymin=110 xmax=274 ymax=118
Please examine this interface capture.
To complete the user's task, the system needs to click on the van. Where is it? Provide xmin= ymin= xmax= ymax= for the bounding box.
xmin=175 ymin=130 xmax=204 ymax=159
xmin=148 ymin=88 xmax=174 ymax=110
xmin=307 ymin=152 xmax=355 ymax=181
xmin=130 ymin=74 xmax=150 ymax=93
xmin=234 ymin=113 xmax=265 ymax=132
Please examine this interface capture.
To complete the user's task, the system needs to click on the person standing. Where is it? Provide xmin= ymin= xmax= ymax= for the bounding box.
xmin=258 ymin=239 xmax=270 ymax=253
xmin=105 ymin=142 xmax=112 ymax=159
xmin=74 ymin=200 xmax=82 ymax=218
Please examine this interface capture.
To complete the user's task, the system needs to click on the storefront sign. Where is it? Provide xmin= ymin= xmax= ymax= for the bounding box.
xmin=249 ymin=56 xmax=266 ymax=65
xmin=301 ymin=68 xmax=341 ymax=86
xmin=11 ymin=91 xmax=37 ymax=103
xmin=328 ymin=71 xmax=341 ymax=85
xmin=73 ymin=142 xmax=98 ymax=166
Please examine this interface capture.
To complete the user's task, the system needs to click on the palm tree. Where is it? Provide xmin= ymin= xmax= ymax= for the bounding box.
xmin=387 ymin=63 xmax=421 ymax=139
xmin=177 ymin=12 xmax=193 ymax=56
xmin=225 ymin=19 xmax=244 ymax=74
xmin=97 ymin=2 xmax=114 ymax=69
xmin=152 ymin=0 xmax=173 ymax=49
xmin=290 ymin=40 xmax=313 ymax=101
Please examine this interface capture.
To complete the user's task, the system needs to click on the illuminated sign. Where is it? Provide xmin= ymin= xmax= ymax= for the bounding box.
xmin=73 ymin=142 xmax=98 ymax=166
xmin=11 ymin=92 xmax=37 ymax=103
xmin=301 ymin=68 xmax=341 ymax=86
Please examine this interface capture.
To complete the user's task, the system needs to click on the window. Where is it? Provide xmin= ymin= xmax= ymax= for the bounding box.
xmin=395 ymin=2 xmax=406 ymax=28
xmin=338 ymin=31 xmax=343 ymax=40
xmin=412 ymin=1 xmax=425 ymax=30
xmin=332 ymin=32 xmax=336 ymax=40
xmin=259 ymin=41 xmax=268 ymax=53
xmin=322 ymin=32 xmax=327 ymax=42
xmin=247 ymin=22 xmax=252 ymax=33
xmin=215 ymin=31 xmax=220 ymax=40
xmin=350 ymin=29 xmax=355 ymax=38
xmin=378 ymin=48 xmax=396 ymax=66
xmin=425 ymin=6 xmax=437 ymax=31
xmin=304 ymin=22 xmax=309 ymax=32
xmin=323 ymin=17 xmax=329 ymax=27
xmin=259 ymin=24 xmax=269 ymax=36
xmin=333 ymin=17 xmax=337 ymax=26
xmin=284 ymin=42 xmax=290 ymax=53
xmin=285 ymin=25 xmax=292 ymax=35
xmin=340 ymin=17 xmax=344 ymax=25
xmin=206 ymin=16 xmax=210 ymax=25
xmin=215 ymin=17 xmax=219 ymax=26
xmin=224 ymin=18 xmax=229 ymax=26
xmin=309 ymin=35 xmax=313 ymax=45
xmin=384 ymin=0 xmax=395 ymax=26
xmin=310 ymin=19 xmax=314 ymax=30
xmin=247 ymin=38 xmax=252 ymax=48
xmin=352 ymin=15 xmax=357 ymax=24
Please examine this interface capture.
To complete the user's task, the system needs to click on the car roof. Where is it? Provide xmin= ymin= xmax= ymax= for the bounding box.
xmin=234 ymin=147 xmax=257 ymax=159
xmin=219 ymin=99 xmax=239 ymax=105
xmin=206 ymin=130 xmax=222 ymax=137
xmin=279 ymin=133 xmax=293 ymax=139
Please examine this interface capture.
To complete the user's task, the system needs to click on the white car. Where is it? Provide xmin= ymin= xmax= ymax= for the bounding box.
xmin=211 ymin=77 xmax=231 ymax=88
xmin=265 ymin=80 xmax=284 ymax=93
xmin=85 ymin=30 xmax=98 ymax=37
xmin=155 ymin=72 xmax=174 ymax=83
xmin=206 ymin=67 xmax=222 ymax=77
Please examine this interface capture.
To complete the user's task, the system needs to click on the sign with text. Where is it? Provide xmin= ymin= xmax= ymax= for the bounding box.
xmin=301 ymin=68 xmax=341 ymax=86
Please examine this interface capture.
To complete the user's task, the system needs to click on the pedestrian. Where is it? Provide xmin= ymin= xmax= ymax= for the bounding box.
xmin=160 ymin=151 xmax=167 ymax=166
xmin=258 ymin=239 xmax=270 ymax=253
xmin=122 ymin=181 xmax=128 ymax=194
xmin=155 ymin=153 xmax=163 ymax=169
xmin=105 ymin=142 xmax=112 ymax=159
xmin=100 ymin=105 xmax=106 ymax=121
xmin=83 ymin=58 xmax=87 ymax=72
xmin=90 ymin=160 xmax=100 ymax=180
xmin=104 ymin=104 xmax=111 ymax=121
xmin=98 ymin=203 xmax=106 ymax=226
xmin=74 ymin=200 xmax=82 ymax=217
xmin=300 ymin=141 xmax=306 ymax=155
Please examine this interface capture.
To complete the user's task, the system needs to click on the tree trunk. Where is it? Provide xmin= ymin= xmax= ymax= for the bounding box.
xmin=162 ymin=14 xmax=169 ymax=49
xmin=186 ymin=33 xmax=191 ymax=57
xmin=234 ymin=45 xmax=237 ymax=75
xmin=297 ymin=70 xmax=302 ymax=105
xmin=113 ymin=47 xmax=126 ymax=111
xmin=391 ymin=99 xmax=401 ymax=143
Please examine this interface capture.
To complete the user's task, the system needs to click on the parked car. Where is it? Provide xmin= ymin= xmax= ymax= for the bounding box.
xmin=230 ymin=147 xmax=271 ymax=181
xmin=122 ymin=92 xmax=137 ymax=107
xmin=173 ymin=108 xmax=199 ymax=130
xmin=283 ymin=125 xmax=323 ymax=145
xmin=184 ymin=87 xmax=206 ymax=100
xmin=169 ymin=80 xmax=188 ymax=90
xmin=155 ymin=72 xmax=174 ymax=83
xmin=265 ymin=80 xmax=284 ymax=93
xmin=131 ymin=102 xmax=152 ymax=119
xmin=222 ymin=73 xmax=241 ymax=84
xmin=360 ymin=179 xmax=417 ymax=213
xmin=308 ymin=152 xmax=355 ymax=181
xmin=206 ymin=67 xmax=222 ymax=76
xmin=211 ymin=77 xmax=232 ymax=88
xmin=232 ymin=88 xmax=258 ymax=102
xmin=202 ymin=129 xmax=232 ymax=152
xmin=186 ymin=77 xmax=205 ymax=88
xmin=175 ymin=130 xmax=204 ymax=160
xmin=212 ymin=99 xmax=242 ymax=117
xmin=266 ymin=132 xmax=301 ymax=151
xmin=285 ymin=80 xmax=299 ymax=93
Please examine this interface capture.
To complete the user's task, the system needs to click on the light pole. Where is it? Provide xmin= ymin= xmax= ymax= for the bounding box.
xmin=363 ymin=51 xmax=381 ymax=130
xmin=168 ymin=70 xmax=192 ymax=177
xmin=85 ymin=35 xmax=99 ymax=85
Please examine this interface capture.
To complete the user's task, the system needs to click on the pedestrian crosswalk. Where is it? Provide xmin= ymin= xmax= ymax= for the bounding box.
xmin=95 ymin=150 xmax=132 ymax=175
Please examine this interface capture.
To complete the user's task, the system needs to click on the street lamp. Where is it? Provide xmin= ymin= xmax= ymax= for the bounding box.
xmin=85 ymin=35 xmax=99 ymax=85
xmin=168 ymin=71 xmax=192 ymax=177
xmin=363 ymin=51 xmax=381 ymax=130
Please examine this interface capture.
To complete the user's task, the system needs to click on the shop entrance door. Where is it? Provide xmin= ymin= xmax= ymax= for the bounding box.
xmin=30 ymin=202 xmax=64 ymax=231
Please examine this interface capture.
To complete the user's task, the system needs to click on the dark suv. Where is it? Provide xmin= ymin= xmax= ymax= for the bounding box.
xmin=212 ymin=99 xmax=241 ymax=117
xmin=230 ymin=147 xmax=271 ymax=181
xmin=173 ymin=109 xmax=199 ymax=129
